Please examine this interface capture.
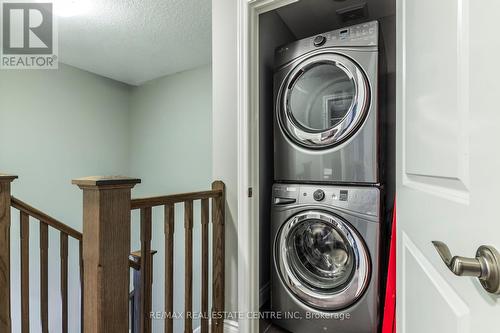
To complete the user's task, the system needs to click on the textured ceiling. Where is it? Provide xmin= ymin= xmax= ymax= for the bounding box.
xmin=58 ymin=0 xmax=211 ymax=85
xmin=276 ymin=0 xmax=395 ymax=38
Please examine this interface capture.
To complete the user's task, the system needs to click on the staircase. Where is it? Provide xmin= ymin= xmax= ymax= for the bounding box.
xmin=0 ymin=174 xmax=226 ymax=333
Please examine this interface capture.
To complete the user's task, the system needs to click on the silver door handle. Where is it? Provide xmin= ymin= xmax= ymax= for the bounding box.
xmin=432 ymin=241 xmax=500 ymax=295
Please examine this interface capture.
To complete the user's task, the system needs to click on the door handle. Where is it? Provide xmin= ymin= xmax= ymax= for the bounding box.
xmin=274 ymin=197 xmax=296 ymax=205
xmin=432 ymin=241 xmax=500 ymax=295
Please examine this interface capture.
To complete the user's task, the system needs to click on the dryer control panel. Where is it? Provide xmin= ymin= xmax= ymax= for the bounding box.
xmin=318 ymin=21 xmax=378 ymax=46
xmin=275 ymin=20 xmax=378 ymax=69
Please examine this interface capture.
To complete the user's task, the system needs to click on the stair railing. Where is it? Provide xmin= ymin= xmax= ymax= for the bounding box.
xmin=10 ymin=196 xmax=83 ymax=333
xmin=72 ymin=176 xmax=226 ymax=333
xmin=0 ymin=174 xmax=83 ymax=333
xmin=129 ymin=180 xmax=226 ymax=333
xmin=0 ymin=174 xmax=161 ymax=333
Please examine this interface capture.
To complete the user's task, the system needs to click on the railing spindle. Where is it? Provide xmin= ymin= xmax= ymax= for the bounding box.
xmin=201 ymin=198 xmax=209 ymax=333
xmin=184 ymin=200 xmax=194 ymax=333
xmin=40 ymin=223 xmax=49 ymax=333
xmin=20 ymin=212 xmax=29 ymax=333
xmin=164 ymin=203 xmax=175 ymax=333
xmin=140 ymin=207 xmax=153 ymax=333
xmin=60 ymin=232 xmax=69 ymax=333
xmin=212 ymin=181 xmax=225 ymax=333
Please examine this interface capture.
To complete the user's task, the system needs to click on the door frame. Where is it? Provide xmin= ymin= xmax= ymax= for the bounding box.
xmin=236 ymin=0 xmax=299 ymax=332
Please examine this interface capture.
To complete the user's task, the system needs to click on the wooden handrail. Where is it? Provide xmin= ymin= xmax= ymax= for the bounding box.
xmin=11 ymin=196 xmax=82 ymax=240
xmin=2 ymin=175 xmax=225 ymax=333
xmin=129 ymin=250 xmax=158 ymax=269
xmin=131 ymin=189 xmax=223 ymax=210
xmin=131 ymin=181 xmax=226 ymax=333
xmin=11 ymin=196 xmax=143 ymax=270
xmin=7 ymin=193 xmax=79 ymax=333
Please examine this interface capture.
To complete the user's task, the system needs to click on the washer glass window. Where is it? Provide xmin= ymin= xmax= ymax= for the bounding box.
xmin=276 ymin=211 xmax=370 ymax=310
xmin=288 ymin=219 xmax=354 ymax=291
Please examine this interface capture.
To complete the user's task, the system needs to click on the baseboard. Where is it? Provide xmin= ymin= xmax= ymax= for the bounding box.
xmin=193 ymin=319 xmax=239 ymax=333
xmin=223 ymin=320 xmax=239 ymax=332
xmin=259 ymin=281 xmax=270 ymax=308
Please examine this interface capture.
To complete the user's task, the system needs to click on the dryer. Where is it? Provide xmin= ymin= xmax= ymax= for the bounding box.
xmin=270 ymin=183 xmax=380 ymax=332
xmin=274 ymin=21 xmax=380 ymax=184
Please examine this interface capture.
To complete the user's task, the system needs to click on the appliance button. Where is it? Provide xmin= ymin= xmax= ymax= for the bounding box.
xmin=313 ymin=189 xmax=325 ymax=201
xmin=313 ymin=35 xmax=326 ymax=47
xmin=339 ymin=190 xmax=348 ymax=201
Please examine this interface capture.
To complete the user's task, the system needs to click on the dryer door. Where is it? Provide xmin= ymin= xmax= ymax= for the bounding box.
xmin=278 ymin=53 xmax=370 ymax=149
xmin=275 ymin=210 xmax=370 ymax=310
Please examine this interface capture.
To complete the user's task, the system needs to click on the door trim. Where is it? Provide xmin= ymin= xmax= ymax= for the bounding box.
xmin=236 ymin=1 xmax=299 ymax=332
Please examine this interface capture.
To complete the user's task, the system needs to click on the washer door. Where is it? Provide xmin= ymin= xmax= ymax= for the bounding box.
xmin=278 ymin=53 xmax=370 ymax=149
xmin=276 ymin=210 xmax=370 ymax=310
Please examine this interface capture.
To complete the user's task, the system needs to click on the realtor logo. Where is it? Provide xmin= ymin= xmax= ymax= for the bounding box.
xmin=1 ymin=1 xmax=58 ymax=69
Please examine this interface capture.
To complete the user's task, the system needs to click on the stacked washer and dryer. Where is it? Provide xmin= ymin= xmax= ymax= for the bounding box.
xmin=270 ymin=21 xmax=383 ymax=333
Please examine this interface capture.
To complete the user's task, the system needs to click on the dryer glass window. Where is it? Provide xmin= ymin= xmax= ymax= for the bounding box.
xmin=287 ymin=63 xmax=355 ymax=131
xmin=287 ymin=219 xmax=355 ymax=290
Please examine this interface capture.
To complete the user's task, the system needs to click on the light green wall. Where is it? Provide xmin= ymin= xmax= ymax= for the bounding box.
xmin=129 ymin=65 xmax=213 ymax=333
xmin=212 ymin=0 xmax=239 ymax=317
xmin=129 ymin=65 xmax=212 ymax=195
xmin=0 ymin=64 xmax=131 ymax=333
xmin=0 ymin=63 xmax=212 ymax=332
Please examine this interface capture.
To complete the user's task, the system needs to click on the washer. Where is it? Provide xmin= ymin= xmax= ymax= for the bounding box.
xmin=270 ymin=183 xmax=380 ymax=333
xmin=274 ymin=21 xmax=380 ymax=184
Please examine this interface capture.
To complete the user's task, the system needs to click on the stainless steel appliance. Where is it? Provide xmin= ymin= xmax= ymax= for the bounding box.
xmin=274 ymin=21 xmax=380 ymax=184
xmin=270 ymin=183 xmax=380 ymax=332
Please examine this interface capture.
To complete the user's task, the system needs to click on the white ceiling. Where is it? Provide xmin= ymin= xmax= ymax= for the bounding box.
xmin=58 ymin=0 xmax=211 ymax=86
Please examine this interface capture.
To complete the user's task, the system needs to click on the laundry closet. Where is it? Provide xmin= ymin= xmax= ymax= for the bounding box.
xmin=257 ymin=1 xmax=396 ymax=332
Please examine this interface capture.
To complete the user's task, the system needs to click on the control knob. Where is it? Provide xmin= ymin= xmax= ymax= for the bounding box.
xmin=313 ymin=35 xmax=326 ymax=47
xmin=313 ymin=189 xmax=325 ymax=201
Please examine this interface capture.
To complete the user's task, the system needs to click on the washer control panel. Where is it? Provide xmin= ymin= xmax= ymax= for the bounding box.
xmin=272 ymin=184 xmax=380 ymax=218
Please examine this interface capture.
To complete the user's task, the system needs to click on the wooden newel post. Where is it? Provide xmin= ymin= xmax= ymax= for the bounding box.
xmin=0 ymin=174 xmax=17 ymax=333
xmin=72 ymin=176 xmax=141 ymax=333
xmin=211 ymin=181 xmax=225 ymax=333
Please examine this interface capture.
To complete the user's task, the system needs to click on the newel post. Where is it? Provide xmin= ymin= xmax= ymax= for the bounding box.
xmin=73 ymin=176 xmax=141 ymax=333
xmin=0 ymin=174 xmax=17 ymax=333
xmin=212 ymin=181 xmax=225 ymax=333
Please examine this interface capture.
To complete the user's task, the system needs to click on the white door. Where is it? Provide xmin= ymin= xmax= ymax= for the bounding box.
xmin=397 ymin=0 xmax=500 ymax=332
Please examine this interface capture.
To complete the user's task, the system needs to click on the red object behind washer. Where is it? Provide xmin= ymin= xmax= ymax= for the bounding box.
xmin=382 ymin=202 xmax=396 ymax=333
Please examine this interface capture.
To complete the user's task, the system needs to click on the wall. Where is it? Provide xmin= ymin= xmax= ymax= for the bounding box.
xmin=128 ymin=65 xmax=213 ymax=333
xmin=378 ymin=13 xmax=397 ymax=307
xmin=212 ymin=0 xmax=397 ymax=319
xmin=0 ymin=64 xmax=131 ymax=332
xmin=212 ymin=0 xmax=239 ymax=317
xmin=258 ymin=11 xmax=295 ymax=306
xmin=0 ymin=63 xmax=213 ymax=332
